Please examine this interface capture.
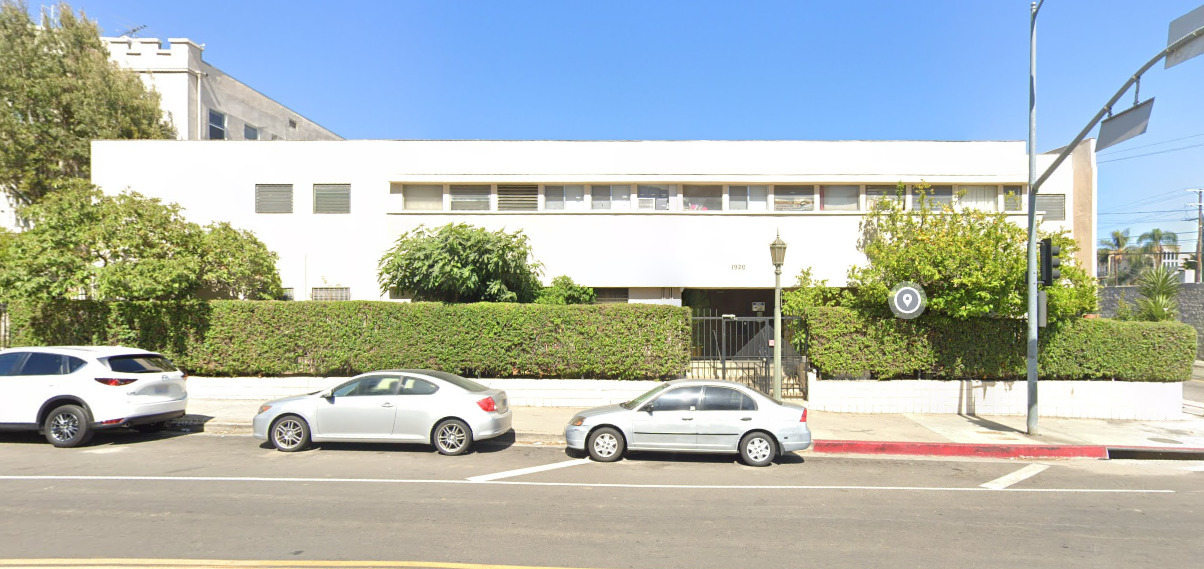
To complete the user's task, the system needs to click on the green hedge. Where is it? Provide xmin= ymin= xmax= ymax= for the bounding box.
xmin=799 ymin=306 xmax=1196 ymax=382
xmin=7 ymin=300 xmax=691 ymax=379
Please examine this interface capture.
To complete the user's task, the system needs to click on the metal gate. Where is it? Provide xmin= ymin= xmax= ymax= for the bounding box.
xmin=687 ymin=311 xmax=807 ymax=399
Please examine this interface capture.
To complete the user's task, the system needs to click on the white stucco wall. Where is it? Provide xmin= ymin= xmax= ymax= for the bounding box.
xmin=89 ymin=139 xmax=1090 ymax=300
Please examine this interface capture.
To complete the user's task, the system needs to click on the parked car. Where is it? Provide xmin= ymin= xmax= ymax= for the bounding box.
xmin=253 ymin=369 xmax=512 ymax=455
xmin=564 ymin=379 xmax=811 ymax=467
xmin=0 ymin=346 xmax=189 ymax=447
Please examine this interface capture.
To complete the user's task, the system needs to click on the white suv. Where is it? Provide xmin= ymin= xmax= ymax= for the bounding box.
xmin=0 ymin=346 xmax=189 ymax=447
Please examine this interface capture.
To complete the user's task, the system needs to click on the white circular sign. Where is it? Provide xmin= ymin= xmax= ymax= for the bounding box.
xmin=889 ymin=282 xmax=927 ymax=319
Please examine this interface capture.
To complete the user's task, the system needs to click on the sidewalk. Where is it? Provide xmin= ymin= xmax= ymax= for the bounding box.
xmin=175 ymin=396 xmax=1204 ymax=460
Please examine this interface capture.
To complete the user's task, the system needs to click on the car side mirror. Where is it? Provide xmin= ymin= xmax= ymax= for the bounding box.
xmin=643 ymin=405 xmax=655 ymax=414
xmin=321 ymin=390 xmax=334 ymax=400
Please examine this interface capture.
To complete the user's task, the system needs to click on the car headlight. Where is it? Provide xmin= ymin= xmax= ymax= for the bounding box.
xmin=570 ymin=416 xmax=585 ymax=427
xmin=257 ymin=404 xmax=273 ymax=415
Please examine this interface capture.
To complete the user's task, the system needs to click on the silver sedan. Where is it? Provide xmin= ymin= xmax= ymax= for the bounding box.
xmin=564 ymin=379 xmax=811 ymax=467
xmin=253 ymin=369 xmax=512 ymax=455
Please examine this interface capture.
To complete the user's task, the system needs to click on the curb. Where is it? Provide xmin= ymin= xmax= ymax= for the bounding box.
xmin=811 ymin=440 xmax=1109 ymax=459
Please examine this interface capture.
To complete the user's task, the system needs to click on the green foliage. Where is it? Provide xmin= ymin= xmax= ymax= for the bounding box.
xmin=1134 ymin=266 xmax=1180 ymax=322
xmin=7 ymin=300 xmax=692 ymax=379
xmin=848 ymin=181 xmax=1095 ymax=320
xmin=534 ymin=275 xmax=595 ymax=305
xmin=781 ymin=267 xmax=847 ymax=318
xmin=377 ymin=223 xmax=544 ymax=303
xmin=800 ymin=306 xmax=1195 ymax=382
xmin=0 ymin=1 xmax=174 ymax=208
xmin=0 ymin=183 xmax=282 ymax=301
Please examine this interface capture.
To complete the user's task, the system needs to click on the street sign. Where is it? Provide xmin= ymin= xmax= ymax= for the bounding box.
xmin=888 ymin=282 xmax=926 ymax=320
xmin=1097 ymin=98 xmax=1155 ymax=151
xmin=1166 ymin=4 xmax=1204 ymax=69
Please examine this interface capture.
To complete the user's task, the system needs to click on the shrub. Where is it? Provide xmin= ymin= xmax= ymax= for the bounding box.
xmin=6 ymin=300 xmax=690 ymax=379
xmin=799 ymin=306 xmax=1195 ymax=382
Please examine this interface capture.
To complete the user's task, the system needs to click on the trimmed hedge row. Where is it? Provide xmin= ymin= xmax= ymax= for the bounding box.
xmin=799 ymin=306 xmax=1196 ymax=382
xmin=6 ymin=300 xmax=691 ymax=379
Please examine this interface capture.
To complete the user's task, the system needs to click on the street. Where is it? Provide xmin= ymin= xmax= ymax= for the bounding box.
xmin=1 ymin=431 xmax=1202 ymax=569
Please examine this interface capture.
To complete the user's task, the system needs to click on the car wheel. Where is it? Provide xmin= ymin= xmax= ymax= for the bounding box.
xmin=739 ymin=431 xmax=777 ymax=467
xmin=269 ymin=415 xmax=311 ymax=452
xmin=132 ymin=422 xmax=167 ymax=434
xmin=434 ymin=419 xmax=472 ymax=456
xmin=43 ymin=405 xmax=94 ymax=448
xmin=586 ymin=427 xmax=625 ymax=462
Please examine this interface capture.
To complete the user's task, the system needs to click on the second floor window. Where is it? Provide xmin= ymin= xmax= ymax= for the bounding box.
xmin=590 ymin=185 xmax=631 ymax=211
xmin=450 ymin=185 xmax=490 ymax=211
xmin=208 ymin=110 xmax=226 ymax=140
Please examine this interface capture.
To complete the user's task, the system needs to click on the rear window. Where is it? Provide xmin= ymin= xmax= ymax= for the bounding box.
xmin=106 ymin=354 xmax=178 ymax=373
xmin=420 ymin=370 xmax=488 ymax=392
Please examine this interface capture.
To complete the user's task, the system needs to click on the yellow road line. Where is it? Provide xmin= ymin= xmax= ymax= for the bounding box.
xmin=0 ymin=560 xmax=612 ymax=569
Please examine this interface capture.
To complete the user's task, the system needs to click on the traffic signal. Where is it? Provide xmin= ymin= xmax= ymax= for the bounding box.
xmin=1039 ymin=237 xmax=1061 ymax=285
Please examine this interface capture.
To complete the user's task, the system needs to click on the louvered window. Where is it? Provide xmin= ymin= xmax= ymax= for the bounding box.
xmin=497 ymin=185 xmax=538 ymax=211
xmin=594 ymin=288 xmax=629 ymax=304
xmin=311 ymin=287 xmax=350 ymax=301
xmin=1035 ymin=194 xmax=1066 ymax=221
xmin=450 ymin=185 xmax=491 ymax=211
xmin=255 ymin=184 xmax=293 ymax=213
xmin=314 ymin=184 xmax=351 ymax=214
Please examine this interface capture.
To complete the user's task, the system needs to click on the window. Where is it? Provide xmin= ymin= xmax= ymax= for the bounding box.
xmin=544 ymin=185 xmax=585 ymax=211
xmin=400 ymin=377 xmax=439 ymax=395
xmin=282 ymin=288 xmax=295 ymax=300
xmin=208 ymin=110 xmax=226 ymax=140
xmin=590 ymin=185 xmax=631 ymax=210
xmin=594 ymin=288 xmax=629 ymax=304
xmin=650 ymin=386 xmax=702 ymax=412
xmin=1003 ymin=185 xmax=1025 ymax=212
xmin=255 ymin=184 xmax=293 ymax=214
xmin=865 ymin=184 xmax=904 ymax=209
xmin=107 ymin=355 xmax=177 ymax=373
xmin=683 ymin=185 xmax=722 ymax=211
xmin=312 ymin=287 xmax=351 ymax=301
xmin=244 ymin=124 xmax=259 ymax=140
xmin=729 ymin=185 xmax=767 ymax=211
xmin=912 ymin=185 xmax=954 ymax=209
xmin=0 ymin=353 xmax=27 ymax=376
xmin=333 ymin=376 xmax=396 ymax=397
xmin=774 ymin=185 xmax=815 ymax=211
xmin=314 ymin=184 xmax=351 ymax=214
xmin=701 ymin=387 xmax=756 ymax=411
xmin=959 ymin=185 xmax=998 ymax=212
xmin=820 ymin=185 xmax=859 ymax=211
xmin=637 ymin=184 xmax=673 ymax=211
xmin=497 ymin=185 xmax=538 ymax=211
xmin=450 ymin=185 xmax=491 ymax=211
xmin=1035 ymin=194 xmax=1066 ymax=221
xmin=20 ymin=352 xmax=65 ymax=375
xmin=288 ymin=118 xmax=298 ymax=129
xmin=399 ymin=184 xmax=443 ymax=211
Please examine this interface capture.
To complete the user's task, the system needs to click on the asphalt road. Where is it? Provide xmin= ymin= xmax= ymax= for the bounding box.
xmin=1 ymin=431 xmax=1202 ymax=569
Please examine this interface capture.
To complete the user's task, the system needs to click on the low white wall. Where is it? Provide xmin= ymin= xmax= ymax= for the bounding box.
xmin=185 ymin=377 xmax=659 ymax=408
xmin=805 ymin=373 xmax=1184 ymax=420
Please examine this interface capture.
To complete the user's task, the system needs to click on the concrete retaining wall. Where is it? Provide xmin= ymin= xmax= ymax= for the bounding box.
xmin=1099 ymin=283 xmax=1204 ymax=360
xmin=805 ymin=373 xmax=1183 ymax=420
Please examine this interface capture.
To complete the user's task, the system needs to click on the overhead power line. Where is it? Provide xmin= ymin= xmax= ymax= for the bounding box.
xmin=1098 ymin=141 xmax=1204 ymax=163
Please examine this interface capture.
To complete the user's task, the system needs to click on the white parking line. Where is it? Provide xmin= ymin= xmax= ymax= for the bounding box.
xmin=980 ymin=463 xmax=1050 ymax=490
xmin=0 ymin=474 xmax=1171 ymax=493
xmin=467 ymin=459 xmax=592 ymax=482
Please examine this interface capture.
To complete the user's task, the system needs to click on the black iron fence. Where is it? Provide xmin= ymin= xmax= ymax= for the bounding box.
xmin=0 ymin=302 xmax=8 ymax=349
xmin=687 ymin=310 xmax=807 ymax=399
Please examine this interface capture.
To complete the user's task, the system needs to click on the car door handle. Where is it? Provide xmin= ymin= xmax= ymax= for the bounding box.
xmin=681 ymin=417 xmax=693 ymax=421
xmin=381 ymin=402 xmax=394 ymax=408
xmin=740 ymin=417 xmax=752 ymax=421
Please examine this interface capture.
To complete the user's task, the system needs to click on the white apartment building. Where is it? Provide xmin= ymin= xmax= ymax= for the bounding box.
xmin=90 ymin=139 xmax=1096 ymax=314
xmin=103 ymin=37 xmax=342 ymax=142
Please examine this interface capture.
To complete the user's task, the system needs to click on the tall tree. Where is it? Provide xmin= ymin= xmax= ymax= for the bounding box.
xmin=1098 ymin=229 xmax=1130 ymax=286
xmin=1138 ymin=227 xmax=1178 ymax=259
xmin=0 ymin=1 xmax=174 ymax=209
xmin=377 ymin=223 xmax=544 ymax=303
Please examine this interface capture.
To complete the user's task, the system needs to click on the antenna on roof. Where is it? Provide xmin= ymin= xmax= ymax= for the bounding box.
xmin=117 ymin=24 xmax=147 ymax=37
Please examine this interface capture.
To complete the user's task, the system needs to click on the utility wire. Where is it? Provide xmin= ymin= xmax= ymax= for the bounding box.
xmin=1098 ymin=141 xmax=1204 ymax=163
xmin=1096 ymin=132 xmax=1204 ymax=156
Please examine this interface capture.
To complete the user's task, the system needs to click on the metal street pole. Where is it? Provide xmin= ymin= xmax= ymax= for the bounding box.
xmin=1026 ymin=0 xmax=1044 ymax=435
xmin=1194 ymin=189 xmax=1203 ymax=283
xmin=770 ymin=232 xmax=787 ymax=402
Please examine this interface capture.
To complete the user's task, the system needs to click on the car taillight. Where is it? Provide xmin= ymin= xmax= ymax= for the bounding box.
xmin=800 ymin=408 xmax=808 ymax=423
xmin=477 ymin=397 xmax=497 ymax=412
xmin=95 ymin=378 xmax=136 ymax=386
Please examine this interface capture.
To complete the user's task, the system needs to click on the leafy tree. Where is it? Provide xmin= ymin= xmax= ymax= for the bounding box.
xmin=844 ymin=182 xmax=1096 ymax=320
xmin=377 ymin=223 xmax=544 ymax=303
xmin=535 ymin=275 xmax=596 ymax=305
xmin=0 ymin=1 xmax=174 ymax=209
xmin=0 ymin=182 xmax=282 ymax=301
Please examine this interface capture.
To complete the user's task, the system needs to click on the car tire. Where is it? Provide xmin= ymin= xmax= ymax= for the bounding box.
xmin=132 ymin=422 xmax=167 ymax=434
xmin=43 ymin=404 xmax=94 ymax=448
xmin=269 ymin=415 xmax=311 ymax=452
xmin=586 ymin=427 xmax=625 ymax=462
xmin=434 ymin=419 xmax=472 ymax=456
xmin=739 ymin=431 xmax=777 ymax=467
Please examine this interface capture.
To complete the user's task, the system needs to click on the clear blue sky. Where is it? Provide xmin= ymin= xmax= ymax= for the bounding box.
xmin=54 ymin=0 xmax=1204 ymax=253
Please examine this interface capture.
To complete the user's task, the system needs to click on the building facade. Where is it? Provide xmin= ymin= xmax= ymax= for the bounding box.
xmin=90 ymin=139 xmax=1096 ymax=313
xmin=103 ymin=37 xmax=342 ymax=142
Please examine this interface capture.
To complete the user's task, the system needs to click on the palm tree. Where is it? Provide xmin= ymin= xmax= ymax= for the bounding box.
xmin=1098 ymin=229 xmax=1130 ymax=286
xmin=1138 ymin=228 xmax=1179 ymax=266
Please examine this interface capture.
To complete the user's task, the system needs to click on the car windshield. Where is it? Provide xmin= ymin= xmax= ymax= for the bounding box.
xmin=620 ymin=383 xmax=672 ymax=409
xmin=420 ymin=369 xmax=488 ymax=392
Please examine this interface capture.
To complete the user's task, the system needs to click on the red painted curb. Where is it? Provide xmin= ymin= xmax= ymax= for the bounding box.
xmin=812 ymin=440 xmax=1108 ymax=459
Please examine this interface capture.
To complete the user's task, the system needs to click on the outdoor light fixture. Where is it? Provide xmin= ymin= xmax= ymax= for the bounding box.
xmin=769 ymin=231 xmax=787 ymax=402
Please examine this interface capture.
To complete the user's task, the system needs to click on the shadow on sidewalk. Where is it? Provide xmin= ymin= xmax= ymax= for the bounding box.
xmin=957 ymin=413 xmax=1025 ymax=435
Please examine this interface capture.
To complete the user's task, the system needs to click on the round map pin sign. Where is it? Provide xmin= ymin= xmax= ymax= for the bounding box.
xmin=889 ymin=282 xmax=927 ymax=319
